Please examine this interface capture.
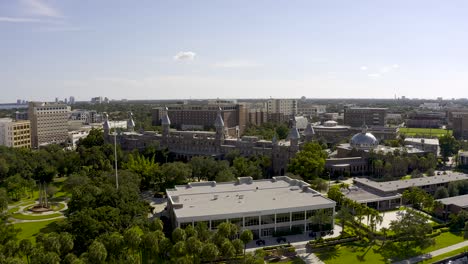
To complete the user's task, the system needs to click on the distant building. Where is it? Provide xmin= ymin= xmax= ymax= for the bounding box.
xmin=404 ymin=138 xmax=439 ymax=156
xmin=344 ymin=107 xmax=387 ymax=127
xmin=0 ymin=118 xmax=31 ymax=148
xmin=28 ymin=102 xmax=71 ymax=148
xmin=419 ymin=102 xmax=441 ymax=110
xmin=297 ymin=102 xmax=326 ymax=117
xmin=435 ymin=194 xmax=468 ymax=219
xmin=267 ymin=99 xmax=297 ymax=122
xmin=405 ymin=111 xmax=445 ymax=128
xmin=452 ymin=112 xmax=468 ymax=139
xmin=90 ymin=97 xmax=103 ymax=104
xmin=15 ymin=111 xmax=28 ymax=120
xmin=69 ymin=96 xmax=75 ymax=105
xmin=152 ymin=102 xmax=248 ymax=135
xmin=166 ymin=176 xmax=336 ymax=238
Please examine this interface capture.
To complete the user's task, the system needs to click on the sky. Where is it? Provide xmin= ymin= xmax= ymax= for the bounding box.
xmin=1 ymin=0 xmax=468 ymax=103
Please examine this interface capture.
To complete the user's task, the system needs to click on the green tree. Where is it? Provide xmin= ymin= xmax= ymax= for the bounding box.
xmin=0 ymin=188 xmax=8 ymax=210
xmin=220 ymin=239 xmax=235 ymax=260
xmin=287 ymin=142 xmax=327 ymax=180
xmin=200 ymin=243 xmax=219 ymax=263
xmin=439 ymin=134 xmax=460 ymax=163
xmin=231 ymin=239 xmax=244 ymax=255
xmin=434 ymin=186 xmax=449 ymax=199
xmin=87 ymin=240 xmax=107 ymax=264
xmin=239 ymin=229 xmax=253 ymax=257
xmin=186 ymin=236 xmax=203 ymax=256
xmin=309 ymin=209 xmax=332 ymax=235
xmin=19 ymin=239 xmax=33 ymax=264
xmin=389 ymin=210 xmax=434 ymax=248
xmin=172 ymin=227 xmax=186 ymax=243
xmin=336 ymin=206 xmax=353 ymax=234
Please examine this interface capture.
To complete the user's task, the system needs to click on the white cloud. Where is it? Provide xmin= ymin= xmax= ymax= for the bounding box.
xmin=360 ymin=66 xmax=368 ymax=71
xmin=21 ymin=0 xmax=62 ymax=18
xmin=0 ymin=16 xmax=43 ymax=23
xmin=173 ymin=51 xmax=196 ymax=61
xmin=214 ymin=60 xmax=261 ymax=68
xmin=368 ymin=73 xmax=381 ymax=78
xmin=392 ymin=64 xmax=400 ymax=69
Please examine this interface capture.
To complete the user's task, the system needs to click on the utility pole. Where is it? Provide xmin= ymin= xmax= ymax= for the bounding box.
xmin=114 ymin=131 xmax=119 ymax=189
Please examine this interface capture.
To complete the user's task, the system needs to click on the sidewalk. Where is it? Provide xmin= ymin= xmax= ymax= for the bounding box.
xmin=393 ymin=240 xmax=468 ymax=264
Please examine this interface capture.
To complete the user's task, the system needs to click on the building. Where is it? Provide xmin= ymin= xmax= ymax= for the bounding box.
xmin=404 ymin=138 xmax=439 ymax=156
xmin=346 ymin=173 xmax=468 ymax=211
xmin=267 ymin=99 xmax=297 ymax=116
xmin=435 ymin=194 xmax=468 ymax=219
xmin=28 ymin=102 xmax=71 ymax=148
xmin=312 ymin=121 xmax=352 ymax=144
xmin=344 ymin=107 xmax=387 ymax=127
xmin=152 ymin=102 xmax=247 ymax=135
xmin=297 ymin=102 xmax=326 ymax=117
xmin=0 ymin=118 xmax=31 ymax=148
xmin=166 ymin=176 xmax=336 ymax=238
xmin=247 ymin=108 xmax=268 ymax=126
xmin=452 ymin=112 xmax=468 ymax=139
xmin=405 ymin=111 xmax=445 ymax=128
xmin=458 ymin=151 xmax=468 ymax=168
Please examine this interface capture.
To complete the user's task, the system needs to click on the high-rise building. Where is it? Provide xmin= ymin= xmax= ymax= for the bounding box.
xmin=344 ymin=107 xmax=387 ymax=127
xmin=28 ymin=102 xmax=71 ymax=148
xmin=69 ymin=96 xmax=75 ymax=105
xmin=0 ymin=118 xmax=31 ymax=148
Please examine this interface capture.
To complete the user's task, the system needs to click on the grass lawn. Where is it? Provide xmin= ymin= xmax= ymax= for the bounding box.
xmin=7 ymin=207 xmax=19 ymax=214
xmin=15 ymin=219 xmax=62 ymax=242
xmin=399 ymin=128 xmax=451 ymax=137
xmin=317 ymin=232 xmax=465 ymax=264
xmin=273 ymin=257 xmax=306 ymax=263
xmin=11 ymin=213 xmax=62 ymax=220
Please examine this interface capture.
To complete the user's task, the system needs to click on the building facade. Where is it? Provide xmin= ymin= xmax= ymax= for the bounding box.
xmin=166 ymin=176 xmax=336 ymax=238
xmin=28 ymin=102 xmax=71 ymax=148
xmin=0 ymin=118 xmax=31 ymax=148
xmin=452 ymin=112 xmax=468 ymax=140
xmin=344 ymin=107 xmax=387 ymax=127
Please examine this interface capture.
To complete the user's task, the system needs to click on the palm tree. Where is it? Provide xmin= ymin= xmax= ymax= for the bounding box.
xmin=336 ymin=206 xmax=353 ymax=235
xmin=309 ymin=209 xmax=332 ymax=236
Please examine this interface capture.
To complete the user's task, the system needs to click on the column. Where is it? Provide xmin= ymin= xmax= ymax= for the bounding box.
xmin=274 ymin=213 xmax=277 ymax=232
xmin=304 ymin=210 xmax=307 ymax=231
xmin=377 ymin=201 xmax=380 ymax=210
xmin=289 ymin=212 xmax=292 ymax=230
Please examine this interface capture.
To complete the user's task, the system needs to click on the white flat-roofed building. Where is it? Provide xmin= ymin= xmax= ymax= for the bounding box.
xmin=166 ymin=176 xmax=336 ymax=238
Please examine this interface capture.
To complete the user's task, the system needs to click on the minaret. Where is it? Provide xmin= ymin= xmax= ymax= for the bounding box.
xmin=287 ymin=118 xmax=300 ymax=148
xmin=214 ymin=107 xmax=225 ymax=145
xmin=103 ymin=112 xmax=110 ymax=135
xmin=161 ymin=107 xmax=171 ymax=138
xmin=304 ymin=123 xmax=315 ymax=142
xmin=127 ymin=112 xmax=135 ymax=132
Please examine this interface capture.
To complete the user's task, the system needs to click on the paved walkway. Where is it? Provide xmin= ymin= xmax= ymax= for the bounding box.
xmin=393 ymin=240 xmax=468 ymax=264
xmin=7 ymin=200 xmax=68 ymax=224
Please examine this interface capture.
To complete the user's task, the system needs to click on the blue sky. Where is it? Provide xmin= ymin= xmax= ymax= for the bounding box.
xmin=1 ymin=0 xmax=468 ymax=103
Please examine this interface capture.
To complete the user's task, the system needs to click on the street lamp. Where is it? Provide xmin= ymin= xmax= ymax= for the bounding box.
xmin=112 ymin=129 xmax=119 ymax=190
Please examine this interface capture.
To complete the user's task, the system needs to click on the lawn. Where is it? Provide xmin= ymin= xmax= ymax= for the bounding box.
xmin=316 ymin=232 xmax=465 ymax=264
xmin=11 ymin=213 xmax=63 ymax=220
xmin=15 ymin=219 xmax=62 ymax=242
xmin=399 ymin=128 xmax=451 ymax=137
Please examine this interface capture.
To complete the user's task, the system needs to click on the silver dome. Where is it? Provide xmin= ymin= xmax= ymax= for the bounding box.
xmin=350 ymin=132 xmax=378 ymax=150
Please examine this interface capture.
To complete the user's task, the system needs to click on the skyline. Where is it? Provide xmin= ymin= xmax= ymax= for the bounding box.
xmin=2 ymin=1 xmax=468 ymax=103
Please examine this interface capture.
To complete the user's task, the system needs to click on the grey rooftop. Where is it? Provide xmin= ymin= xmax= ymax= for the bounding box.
xmin=354 ymin=173 xmax=468 ymax=193
xmin=166 ymin=176 xmax=336 ymax=220
xmin=437 ymin=194 xmax=468 ymax=208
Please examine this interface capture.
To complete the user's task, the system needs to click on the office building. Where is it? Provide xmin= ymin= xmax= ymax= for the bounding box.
xmin=266 ymin=99 xmax=297 ymax=122
xmin=166 ymin=176 xmax=336 ymax=238
xmin=0 ymin=118 xmax=31 ymax=148
xmin=344 ymin=107 xmax=387 ymax=127
xmin=405 ymin=111 xmax=445 ymax=128
xmin=28 ymin=102 xmax=71 ymax=148
xmin=452 ymin=112 xmax=468 ymax=139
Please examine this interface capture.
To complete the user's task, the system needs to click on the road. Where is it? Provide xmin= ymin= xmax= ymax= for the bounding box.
xmin=393 ymin=240 xmax=468 ymax=264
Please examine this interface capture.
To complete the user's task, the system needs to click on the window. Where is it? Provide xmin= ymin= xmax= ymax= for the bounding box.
xmin=244 ymin=216 xmax=259 ymax=226
xmin=228 ymin=218 xmax=243 ymax=227
xmin=261 ymin=214 xmax=275 ymax=225
xmin=180 ymin=222 xmax=192 ymax=229
xmin=292 ymin=211 xmax=305 ymax=222
xmin=276 ymin=213 xmax=290 ymax=223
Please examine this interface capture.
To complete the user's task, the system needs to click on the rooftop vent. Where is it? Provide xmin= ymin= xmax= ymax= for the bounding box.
xmin=213 ymin=195 xmax=218 ymax=200
xmin=239 ymin=195 xmax=244 ymax=199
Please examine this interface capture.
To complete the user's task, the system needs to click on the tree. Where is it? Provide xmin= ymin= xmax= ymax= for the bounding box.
xmin=389 ymin=210 xmax=434 ymax=248
xmin=464 ymin=221 xmax=468 ymax=239
xmin=231 ymin=239 xmax=244 ymax=255
xmin=171 ymin=241 xmax=187 ymax=258
xmin=434 ymin=186 xmax=449 ymax=199
xmin=220 ymin=239 xmax=235 ymax=260
xmin=287 ymin=142 xmax=327 ymax=180
xmin=239 ymin=229 xmax=253 ymax=257
xmin=336 ymin=206 xmax=353 ymax=234
xmin=0 ymin=188 xmax=8 ymax=210
xmin=124 ymin=226 xmax=142 ymax=256
xmin=172 ymin=227 xmax=186 ymax=243
xmin=309 ymin=209 xmax=332 ymax=235
xmin=439 ymin=134 xmax=460 ymax=163
xmin=186 ymin=236 xmax=203 ymax=256
xmin=402 ymin=187 xmax=434 ymax=210
xmin=19 ymin=239 xmax=33 ymax=264
xmin=200 ymin=243 xmax=219 ymax=263
xmin=87 ymin=240 xmax=107 ymax=264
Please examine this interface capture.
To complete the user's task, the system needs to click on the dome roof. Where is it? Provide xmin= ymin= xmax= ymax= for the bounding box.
xmin=324 ymin=120 xmax=337 ymax=127
xmin=350 ymin=132 xmax=378 ymax=150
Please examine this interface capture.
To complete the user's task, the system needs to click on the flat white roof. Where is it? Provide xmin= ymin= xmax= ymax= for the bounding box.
xmin=437 ymin=194 xmax=468 ymax=208
xmin=354 ymin=173 xmax=468 ymax=193
xmin=167 ymin=176 xmax=336 ymax=221
xmin=405 ymin=137 xmax=439 ymax=145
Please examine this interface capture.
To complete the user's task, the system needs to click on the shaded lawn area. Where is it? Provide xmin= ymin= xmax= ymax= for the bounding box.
xmin=12 ymin=213 xmax=62 ymax=220
xmin=316 ymin=232 xmax=465 ymax=264
xmin=399 ymin=128 xmax=451 ymax=137
xmin=15 ymin=219 xmax=62 ymax=243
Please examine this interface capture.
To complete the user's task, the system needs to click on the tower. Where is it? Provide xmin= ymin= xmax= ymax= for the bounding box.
xmin=161 ymin=107 xmax=171 ymax=138
xmin=287 ymin=118 xmax=300 ymax=148
xmin=304 ymin=123 xmax=315 ymax=142
xmin=214 ymin=107 xmax=225 ymax=145
xmin=127 ymin=112 xmax=135 ymax=132
xmin=103 ymin=112 xmax=110 ymax=135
